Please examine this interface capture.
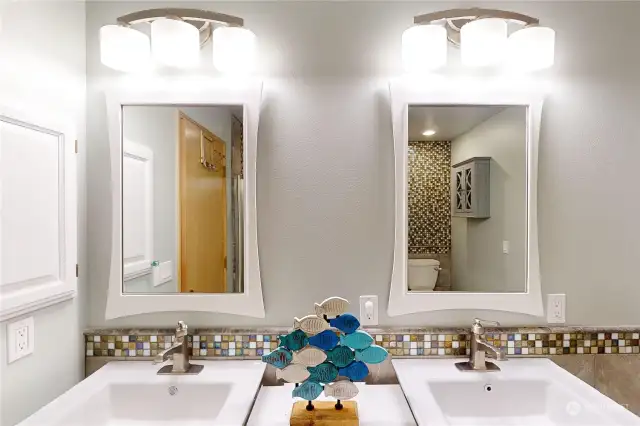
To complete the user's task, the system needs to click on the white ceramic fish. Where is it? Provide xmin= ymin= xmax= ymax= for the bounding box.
xmin=275 ymin=363 xmax=311 ymax=383
xmin=293 ymin=315 xmax=330 ymax=335
xmin=324 ymin=379 xmax=359 ymax=400
xmin=291 ymin=346 xmax=327 ymax=367
xmin=314 ymin=297 xmax=350 ymax=318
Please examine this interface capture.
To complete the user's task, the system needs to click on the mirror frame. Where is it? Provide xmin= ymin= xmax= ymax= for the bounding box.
xmin=388 ymin=78 xmax=544 ymax=317
xmin=105 ymin=80 xmax=265 ymax=319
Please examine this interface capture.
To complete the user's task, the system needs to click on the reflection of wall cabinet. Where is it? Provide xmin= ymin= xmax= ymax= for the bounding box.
xmin=452 ymin=157 xmax=490 ymax=218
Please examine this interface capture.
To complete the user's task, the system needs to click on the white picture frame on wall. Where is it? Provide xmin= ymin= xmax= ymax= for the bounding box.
xmin=105 ymin=80 xmax=265 ymax=319
xmin=387 ymin=78 xmax=544 ymax=317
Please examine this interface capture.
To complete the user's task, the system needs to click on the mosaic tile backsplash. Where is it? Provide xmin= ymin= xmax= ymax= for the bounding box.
xmin=408 ymin=140 xmax=451 ymax=255
xmin=85 ymin=329 xmax=640 ymax=358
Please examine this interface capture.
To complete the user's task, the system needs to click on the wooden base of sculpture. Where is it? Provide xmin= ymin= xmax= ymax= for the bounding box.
xmin=290 ymin=401 xmax=358 ymax=426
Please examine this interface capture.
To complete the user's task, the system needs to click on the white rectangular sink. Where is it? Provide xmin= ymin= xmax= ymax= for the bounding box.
xmin=18 ymin=360 xmax=266 ymax=426
xmin=393 ymin=358 xmax=640 ymax=426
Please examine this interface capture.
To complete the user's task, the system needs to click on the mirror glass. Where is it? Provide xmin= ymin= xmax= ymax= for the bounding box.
xmin=407 ymin=105 xmax=527 ymax=293
xmin=122 ymin=105 xmax=244 ymax=294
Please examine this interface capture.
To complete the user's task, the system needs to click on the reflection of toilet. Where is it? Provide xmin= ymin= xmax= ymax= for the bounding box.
xmin=408 ymin=259 xmax=441 ymax=291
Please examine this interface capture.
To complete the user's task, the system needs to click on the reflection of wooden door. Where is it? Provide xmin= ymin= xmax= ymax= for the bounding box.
xmin=179 ymin=113 xmax=226 ymax=293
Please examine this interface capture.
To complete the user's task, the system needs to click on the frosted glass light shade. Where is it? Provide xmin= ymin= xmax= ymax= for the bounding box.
xmin=100 ymin=25 xmax=150 ymax=72
xmin=402 ymin=25 xmax=447 ymax=73
xmin=212 ymin=27 xmax=257 ymax=74
xmin=151 ymin=18 xmax=199 ymax=68
xmin=461 ymin=18 xmax=507 ymax=67
xmin=508 ymin=26 xmax=555 ymax=71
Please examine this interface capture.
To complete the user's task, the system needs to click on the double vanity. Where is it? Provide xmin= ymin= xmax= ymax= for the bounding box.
xmin=18 ymin=320 xmax=640 ymax=426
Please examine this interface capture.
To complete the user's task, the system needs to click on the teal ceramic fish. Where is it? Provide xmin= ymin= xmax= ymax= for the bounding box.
xmin=308 ymin=329 xmax=339 ymax=351
xmin=338 ymin=361 xmax=369 ymax=381
xmin=329 ymin=313 xmax=360 ymax=334
xmin=326 ymin=345 xmax=355 ymax=368
xmin=355 ymin=344 xmax=388 ymax=364
xmin=339 ymin=330 xmax=374 ymax=350
xmin=307 ymin=362 xmax=338 ymax=383
xmin=278 ymin=329 xmax=309 ymax=351
xmin=261 ymin=347 xmax=293 ymax=369
xmin=292 ymin=380 xmax=324 ymax=400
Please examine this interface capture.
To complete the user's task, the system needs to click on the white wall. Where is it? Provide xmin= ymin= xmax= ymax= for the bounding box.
xmin=451 ymin=107 xmax=527 ymax=292
xmin=87 ymin=1 xmax=640 ymax=328
xmin=0 ymin=1 xmax=86 ymax=425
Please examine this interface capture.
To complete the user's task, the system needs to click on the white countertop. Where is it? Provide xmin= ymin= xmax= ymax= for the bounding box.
xmin=18 ymin=360 xmax=266 ymax=426
xmin=248 ymin=383 xmax=416 ymax=426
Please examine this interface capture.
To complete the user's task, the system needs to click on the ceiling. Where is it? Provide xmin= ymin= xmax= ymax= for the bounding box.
xmin=408 ymin=106 xmax=506 ymax=141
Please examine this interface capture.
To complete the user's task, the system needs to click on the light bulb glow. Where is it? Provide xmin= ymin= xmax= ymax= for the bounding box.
xmin=507 ymin=26 xmax=555 ymax=71
xmin=422 ymin=129 xmax=437 ymax=136
xmin=461 ymin=18 xmax=507 ymax=67
xmin=212 ymin=27 xmax=257 ymax=74
xmin=100 ymin=25 xmax=150 ymax=72
xmin=151 ymin=18 xmax=199 ymax=68
xmin=402 ymin=25 xmax=448 ymax=73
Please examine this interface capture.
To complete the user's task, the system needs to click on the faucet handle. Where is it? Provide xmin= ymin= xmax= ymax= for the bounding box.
xmin=176 ymin=321 xmax=188 ymax=337
xmin=472 ymin=318 xmax=500 ymax=335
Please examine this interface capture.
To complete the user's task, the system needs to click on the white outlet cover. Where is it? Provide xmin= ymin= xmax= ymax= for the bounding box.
xmin=7 ymin=316 xmax=35 ymax=363
xmin=359 ymin=295 xmax=379 ymax=326
xmin=546 ymin=294 xmax=566 ymax=324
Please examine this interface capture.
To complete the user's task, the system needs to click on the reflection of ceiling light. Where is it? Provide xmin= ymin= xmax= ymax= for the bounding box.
xmin=403 ymin=8 xmax=555 ymax=72
xmin=99 ymin=8 xmax=256 ymax=73
xmin=422 ymin=129 xmax=437 ymax=136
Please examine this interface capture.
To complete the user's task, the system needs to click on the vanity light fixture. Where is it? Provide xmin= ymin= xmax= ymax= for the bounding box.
xmin=100 ymin=8 xmax=257 ymax=73
xmin=422 ymin=129 xmax=437 ymax=136
xmin=402 ymin=8 xmax=555 ymax=73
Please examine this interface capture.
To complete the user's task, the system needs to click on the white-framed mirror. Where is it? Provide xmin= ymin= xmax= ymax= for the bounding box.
xmin=105 ymin=81 xmax=265 ymax=319
xmin=388 ymin=78 xmax=544 ymax=316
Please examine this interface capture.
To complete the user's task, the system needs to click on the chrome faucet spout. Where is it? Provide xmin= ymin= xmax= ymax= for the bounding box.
xmin=475 ymin=336 xmax=506 ymax=360
xmin=153 ymin=321 xmax=203 ymax=375
xmin=153 ymin=342 xmax=182 ymax=365
xmin=456 ymin=318 xmax=507 ymax=372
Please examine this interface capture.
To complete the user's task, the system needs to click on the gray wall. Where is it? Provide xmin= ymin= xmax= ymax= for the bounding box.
xmin=451 ymin=107 xmax=526 ymax=292
xmin=0 ymin=2 xmax=86 ymax=425
xmin=87 ymin=1 xmax=640 ymax=328
xmin=122 ymin=106 xmax=179 ymax=293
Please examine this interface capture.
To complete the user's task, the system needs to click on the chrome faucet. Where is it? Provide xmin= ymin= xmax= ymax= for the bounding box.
xmin=153 ymin=321 xmax=203 ymax=375
xmin=456 ymin=318 xmax=506 ymax=372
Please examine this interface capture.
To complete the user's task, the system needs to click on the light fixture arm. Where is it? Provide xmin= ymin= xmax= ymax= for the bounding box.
xmin=117 ymin=8 xmax=244 ymax=27
xmin=414 ymin=8 xmax=539 ymax=26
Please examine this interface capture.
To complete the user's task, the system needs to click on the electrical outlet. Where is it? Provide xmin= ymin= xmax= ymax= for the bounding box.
xmin=547 ymin=294 xmax=566 ymax=324
xmin=7 ymin=317 xmax=35 ymax=363
xmin=359 ymin=295 xmax=378 ymax=326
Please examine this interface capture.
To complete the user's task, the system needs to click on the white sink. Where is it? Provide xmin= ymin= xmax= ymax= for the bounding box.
xmin=393 ymin=358 xmax=640 ymax=426
xmin=18 ymin=360 xmax=266 ymax=426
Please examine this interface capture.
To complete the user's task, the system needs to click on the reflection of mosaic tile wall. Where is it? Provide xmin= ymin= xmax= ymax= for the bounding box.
xmin=85 ymin=329 xmax=639 ymax=358
xmin=408 ymin=141 xmax=451 ymax=254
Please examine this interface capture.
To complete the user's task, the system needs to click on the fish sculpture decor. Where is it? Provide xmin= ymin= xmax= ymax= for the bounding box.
xmin=308 ymin=329 xmax=339 ymax=351
xmin=329 ymin=313 xmax=360 ymax=335
xmin=338 ymin=361 xmax=369 ymax=381
xmin=339 ymin=330 xmax=374 ymax=350
xmin=293 ymin=315 xmax=330 ymax=336
xmin=260 ymin=295 xmax=386 ymax=420
xmin=314 ymin=296 xmax=349 ymax=318
xmin=278 ymin=329 xmax=309 ymax=351
xmin=261 ymin=347 xmax=293 ymax=369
